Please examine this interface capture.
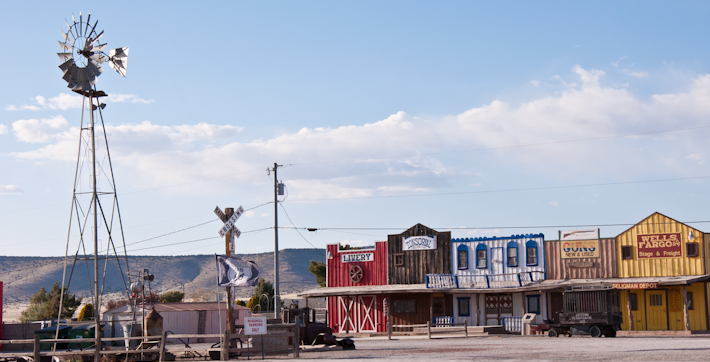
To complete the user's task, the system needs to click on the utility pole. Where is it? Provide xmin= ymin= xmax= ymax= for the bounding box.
xmin=271 ymin=163 xmax=282 ymax=320
xmin=224 ymin=208 xmax=236 ymax=334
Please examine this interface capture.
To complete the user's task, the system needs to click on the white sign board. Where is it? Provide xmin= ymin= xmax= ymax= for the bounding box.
xmin=341 ymin=252 xmax=374 ymax=263
xmin=403 ymin=235 xmax=437 ymax=251
xmin=214 ymin=206 xmax=228 ymax=223
xmin=218 ymin=206 xmax=244 ymax=237
xmin=560 ymin=229 xmax=599 ymax=241
xmin=244 ymin=316 xmax=267 ymax=335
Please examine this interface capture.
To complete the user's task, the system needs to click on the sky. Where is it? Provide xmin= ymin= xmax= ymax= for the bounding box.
xmin=2 ymin=1 xmax=710 ymax=258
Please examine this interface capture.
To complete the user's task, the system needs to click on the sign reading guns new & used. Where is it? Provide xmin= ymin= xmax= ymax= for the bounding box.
xmin=244 ymin=316 xmax=267 ymax=335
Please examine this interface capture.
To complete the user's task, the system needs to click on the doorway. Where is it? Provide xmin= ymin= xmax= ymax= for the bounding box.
xmin=646 ymin=290 xmax=668 ymax=330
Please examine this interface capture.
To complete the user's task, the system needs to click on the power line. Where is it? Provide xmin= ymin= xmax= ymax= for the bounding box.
xmin=279 ymin=202 xmax=325 ymax=255
xmin=124 ymin=227 xmax=274 ymax=253
xmin=289 ymin=175 xmax=710 ymax=202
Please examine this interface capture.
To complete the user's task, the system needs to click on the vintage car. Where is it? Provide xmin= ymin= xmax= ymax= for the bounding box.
xmin=548 ymin=288 xmax=622 ymax=337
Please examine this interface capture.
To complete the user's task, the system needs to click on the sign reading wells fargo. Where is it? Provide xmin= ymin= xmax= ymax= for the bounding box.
xmin=637 ymin=233 xmax=682 ymax=259
xmin=561 ymin=240 xmax=600 ymax=259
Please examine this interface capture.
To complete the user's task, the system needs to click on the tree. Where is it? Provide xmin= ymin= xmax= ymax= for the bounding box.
xmin=235 ymin=300 xmax=247 ymax=307
xmin=77 ymin=303 xmax=93 ymax=321
xmin=308 ymin=260 xmax=326 ymax=287
xmin=20 ymin=283 xmax=83 ymax=322
xmin=248 ymin=278 xmax=274 ymax=311
xmin=160 ymin=291 xmax=184 ymax=303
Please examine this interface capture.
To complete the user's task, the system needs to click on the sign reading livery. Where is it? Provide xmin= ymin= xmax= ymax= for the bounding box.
xmin=637 ymin=233 xmax=682 ymax=259
xmin=560 ymin=229 xmax=599 ymax=241
xmin=403 ymin=235 xmax=437 ymax=251
xmin=341 ymin=252 xmax=374 ymax=263
xmin=561 ymin=240 xmax=600 ymax=259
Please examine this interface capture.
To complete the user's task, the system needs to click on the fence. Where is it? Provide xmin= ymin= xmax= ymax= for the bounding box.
xmin=426 ymin=272 xmax=545 ymax=289
xmin=0 ymin=323 xmax=301 ymax=360
xmin=502 ymin=317 xmax=522 ymax=333
xmin=386 ymin=320 xmax=468 ymax=340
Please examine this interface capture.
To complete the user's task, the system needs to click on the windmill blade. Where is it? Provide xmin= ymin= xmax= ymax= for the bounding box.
xmin=58 ymin=58 xmax=74 ymax=73
xmin=108 ymin=47 xmax=129 ymax=77
xmin=90 ymin=53 xmax=107 ymax=64
xmin=92 ymin=43 xmax=107 ymax=53
xmin=57 ymin=52 xmax=73 ymax=62
xmin=58 ymin=40 xmax=72 ymax=51
xmin=87 ymin=19 xmax=99 ymax=40
xmin=86 ymin=14 xmax=91 ymax=34
xmin=93 ymin=30 xmax=104 ymax=43
xmin=79 ymin=13 xmax=82 ymax=37
xmin=61 ymin=29 xmax=69 ymax=42
xmin=65 ymin=20 xmax=75 ymax=39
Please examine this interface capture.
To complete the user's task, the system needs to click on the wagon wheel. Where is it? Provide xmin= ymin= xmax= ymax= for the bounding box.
xmin=589 ymin=325 xmax=602 ymax=338
xmin=548 ymin=328 xmax=559 ymax=337
xmin=349 ymin=265 xmax=364 ymax=283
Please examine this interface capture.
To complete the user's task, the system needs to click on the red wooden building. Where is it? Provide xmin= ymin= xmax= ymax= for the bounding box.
xmin=325 ymin=241 xmax=388 ymax=333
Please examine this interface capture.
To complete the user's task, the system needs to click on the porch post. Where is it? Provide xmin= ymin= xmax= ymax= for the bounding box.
xmin=682 ymin=286 xmax=691 ymax=331
xmin=429 ymin=293 xmax=434 ymax=325
xmin=626 ymin=290 xmax=634 ymax=331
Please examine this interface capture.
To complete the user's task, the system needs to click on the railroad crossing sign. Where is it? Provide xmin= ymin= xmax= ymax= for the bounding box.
xmin=215 ymin=205 xmax=244 ymax=238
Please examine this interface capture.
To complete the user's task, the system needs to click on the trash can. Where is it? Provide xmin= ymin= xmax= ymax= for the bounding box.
xmin=67 ymin=325 xmax=99 ymax=349
xmin=34 ymin=325 xmax=71 ymax=350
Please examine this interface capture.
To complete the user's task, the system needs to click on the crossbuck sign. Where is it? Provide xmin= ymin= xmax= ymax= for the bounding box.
xmin=215 ymin=205 xmax=244 ymax=238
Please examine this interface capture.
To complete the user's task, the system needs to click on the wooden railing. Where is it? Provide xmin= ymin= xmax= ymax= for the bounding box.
xmin=386 ymin=320 xmax=468 ymax=340
xmin=0 ymin=323 xmax=302 ymax=360
xmin=426 ymin=271 xmax=545 ymax=289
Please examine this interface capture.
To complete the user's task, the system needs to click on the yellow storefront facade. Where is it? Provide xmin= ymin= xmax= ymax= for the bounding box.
xmin=616 ymin=212 xmax=710 ymax=331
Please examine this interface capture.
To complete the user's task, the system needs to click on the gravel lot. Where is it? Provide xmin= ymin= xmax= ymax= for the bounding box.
xmin=291 ymin=335 xmax=710 ymax=361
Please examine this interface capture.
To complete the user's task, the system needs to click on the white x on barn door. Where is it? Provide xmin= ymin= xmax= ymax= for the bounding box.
xmin=338 ymin=296 xmax=355 ymax=332
xmin=358 ymin=296 xmax=377 ymax=332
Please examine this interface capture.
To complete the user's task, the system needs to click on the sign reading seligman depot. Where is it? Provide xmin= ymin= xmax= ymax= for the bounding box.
xmin=561 ymin=240 xmax=600 ymax=259
xmin=403 ymin=235 xmax=437 ymax=251
xmin=637 ymin=233 xmax=682 ymax=258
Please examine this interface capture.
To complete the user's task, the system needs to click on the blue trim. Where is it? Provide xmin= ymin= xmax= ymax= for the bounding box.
xmin=506 ymin=241 xmax=518 ymax=267
xmin=457 ymin=297 xmax=471 ymax=317
xmin=457 ymin=244 xmax=469 ymax=270
xmin=526 ymin=294 xmax=541 ymax=314
xmin=425 ymin=275 xmax=429 ymax=288
xmin=526 ymin=240 xmax=538 ymax=266
xmin=451 ymin=233 xmax=545 ymax=243
xmin=475 ymin=243 xmax=487 ymax=269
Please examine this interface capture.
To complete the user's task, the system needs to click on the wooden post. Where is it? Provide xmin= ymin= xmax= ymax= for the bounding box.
xmin=33 ymin=334 xmax=40 ymax=362
xmin=427 ymin=320 xmax=431 ymax=339
xmin=225 ymin=208 xmax=236 ymax=335
xmin=158 ymin=330 xmax=167 ymax=362
xmin=387 ymin=319 xmax=392 ymax=340
xmin=293 ymin=323 xmax=300 ymax=359
xmin=626 ymin=290 xmax=634 ymax=331
xmin=464 ymin=319 xmax=468 ymax=338
xmin=682 ymin=285 xmax=691 ymax=331
xmin=221 ymin=329 xmax=230 ymax=361
xmin=429 ymin=293 xmax=434 ymax=326
xmin=345 ymin=296 xmax=351 ymax=334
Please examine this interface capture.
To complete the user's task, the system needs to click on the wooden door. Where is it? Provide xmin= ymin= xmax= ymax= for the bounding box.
xmin=485 ymin=293 xmax=513 ymax=325
xmin=357 ymin=296 xmax=377 ymax=332
xmin=646 ymin=290 xmax=668 ymax=330
xmin=433 ymin=297 xmax=446 ymax=318
xmin=491 ymin=248 xmax=504 ymax=274
xmin=338 ymin=296 xmax=356 ymax=333
xmin=550 ymin=292 xmax=563 ymax=324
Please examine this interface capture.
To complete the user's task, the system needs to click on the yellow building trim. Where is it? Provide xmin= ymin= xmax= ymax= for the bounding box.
xmin=619 ymin=283 xmax=707 ymax=331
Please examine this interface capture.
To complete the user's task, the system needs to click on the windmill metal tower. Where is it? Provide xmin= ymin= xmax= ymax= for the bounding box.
xmin=56 ymin=12 xmax=131 ymax=359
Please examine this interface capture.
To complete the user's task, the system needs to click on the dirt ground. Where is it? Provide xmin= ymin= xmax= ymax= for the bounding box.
xmin=291 ymin=335 xmax=710 ymax=361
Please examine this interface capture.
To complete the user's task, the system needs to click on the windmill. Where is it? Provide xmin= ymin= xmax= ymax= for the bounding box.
xmin=56 ymin=12 xmax=131 ymax=359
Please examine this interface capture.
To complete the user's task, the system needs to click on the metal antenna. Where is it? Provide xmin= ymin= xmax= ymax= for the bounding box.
xmin=56 ymin=14 xmax=131 ymax=361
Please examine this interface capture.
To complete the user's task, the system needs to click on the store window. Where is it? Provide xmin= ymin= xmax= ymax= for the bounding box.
xmin=394 ymin=253 xmax=404 ymax=267
xmin=688 ymin=292 xmax=694 ymax=310
xmin=476 ymin=243 xmax=487 ymax=269
xmin=526 ymin=240 xmax=538 ymax=266
xmin=457 ymin=245 xmax=468 ymax=270
xmin=507 ymin=241 xmax=518 ymax=267
xmin=621 ymin=246 xmax=633 ymax=260
xmin=526 ymin=295 xmax=540 ymax=314
xmin=687 ymin=242 xmax=699 ymax=257
xmin=393 ymin=299 xmax=416 ymax=314
xmin=458 ymin=297 xmax=470 ymax=316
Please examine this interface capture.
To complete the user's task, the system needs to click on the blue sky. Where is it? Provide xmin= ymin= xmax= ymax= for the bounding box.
xmin=2 ymin=1 xmax=710 ymax=257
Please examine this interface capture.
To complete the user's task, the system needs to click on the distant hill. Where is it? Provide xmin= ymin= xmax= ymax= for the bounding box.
xmin=0 ymin=249 xmax=326 ymax=317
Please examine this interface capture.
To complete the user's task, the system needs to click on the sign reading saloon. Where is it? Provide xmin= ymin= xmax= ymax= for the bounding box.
xmin=341 ymin=252 xmax=374 ymax=263
xmin=561 ymin=240 xmax=600 ymax=259
xmin=403 ymin=235 xmax=437 ymax=251
xmin=637 ymin=233 xmax=682 ymax=259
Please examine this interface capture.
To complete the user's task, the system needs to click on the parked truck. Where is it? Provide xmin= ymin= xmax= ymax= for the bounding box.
xmin=548 ymin=288 xmax=622 ymax=337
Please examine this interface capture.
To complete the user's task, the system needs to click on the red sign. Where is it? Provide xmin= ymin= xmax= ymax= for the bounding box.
xmin=637 ymin=233 xmax=682 ymax=259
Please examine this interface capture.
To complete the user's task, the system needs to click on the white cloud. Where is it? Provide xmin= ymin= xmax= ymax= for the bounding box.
xmin=5 ymin=92 xmax=153 ymax=111
xmin=244 ymin=210 xmax=256 ymax=217
xmin=107 ymin=94 xmax=155 ymax=104
xmin=260 ymin=213 xmax=269 ymax=217
xmin=0 ymin=124 xmax=7 ymax=134
xmin=0 ymin=185 xmax=23 ymax=195
xmin=530 ymin=80 xmax=540 ymax=87
xmin=12 ymin=115 xmax=69 ymax=143
xmin=621 ymin=69 xmax=649 ymax=78
xmin=9 ymin=66 xmax=710 ymax=200
xmin=339 ymin=239 xmax=372 ymax=248
xmin=550 ymin=201 xmax=559 ymax=206
xmin=612 ymin=56 xmax=628 ymax=67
